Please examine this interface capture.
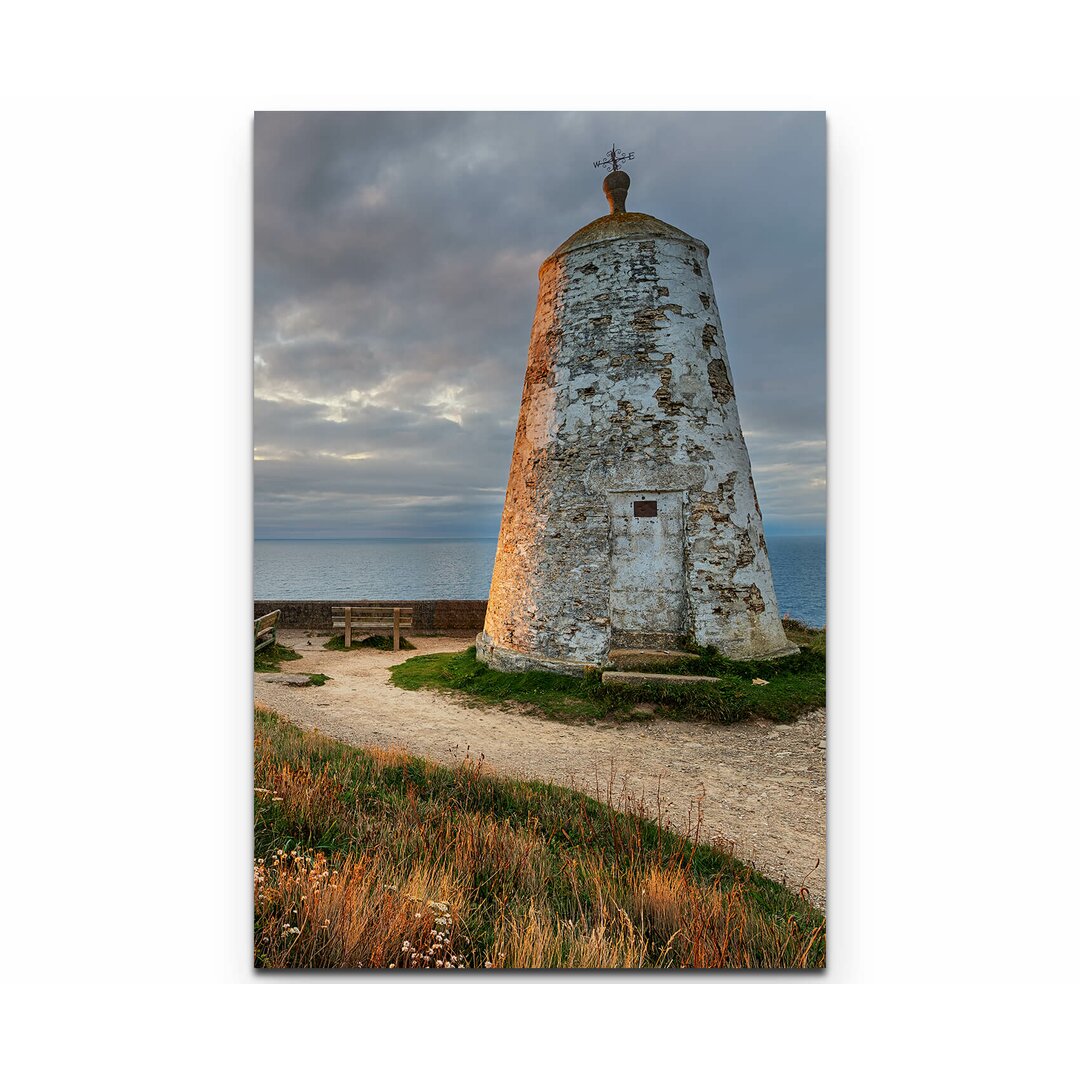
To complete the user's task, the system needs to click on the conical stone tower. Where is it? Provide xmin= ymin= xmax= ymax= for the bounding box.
xmin=477 ymin=160 xmax=794 ymax=674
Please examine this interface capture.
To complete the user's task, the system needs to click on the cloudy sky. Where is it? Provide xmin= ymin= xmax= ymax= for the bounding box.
xmin=254 ymin=112 xmax=824 ymax=539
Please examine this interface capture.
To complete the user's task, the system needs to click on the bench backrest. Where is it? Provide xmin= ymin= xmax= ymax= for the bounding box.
xmin=254 ymin=610 xmax=281 ymax=654
xmin=331 ymin=605 xmax=413 ymax=617
xmin=331 ymin=606 xmax=413 ymax=626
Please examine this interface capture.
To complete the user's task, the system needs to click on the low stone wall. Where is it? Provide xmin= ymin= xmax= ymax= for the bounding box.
xmin=253 ymin=600 xmax=488 ymax=634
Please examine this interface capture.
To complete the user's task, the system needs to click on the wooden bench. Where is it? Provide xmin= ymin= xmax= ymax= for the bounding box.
xmin=254 ymin=610 xmax=281 ymax=654
xmin=332 ymin=605 xmax=413 ymax=651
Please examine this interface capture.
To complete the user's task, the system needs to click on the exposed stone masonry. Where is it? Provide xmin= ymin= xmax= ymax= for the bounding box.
xmin=478 ymin=197 xmax=792 ymax=674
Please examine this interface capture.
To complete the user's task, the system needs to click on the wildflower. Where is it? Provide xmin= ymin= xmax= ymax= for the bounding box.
xmin=484 ymin=961 xmax=492 ymax=969
xmin=389 ymin=964 xmax=396 ymax=970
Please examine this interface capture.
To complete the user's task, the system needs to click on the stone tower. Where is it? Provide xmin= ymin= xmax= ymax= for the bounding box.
xmin=477 ymin=162 xmax=793 ymax=674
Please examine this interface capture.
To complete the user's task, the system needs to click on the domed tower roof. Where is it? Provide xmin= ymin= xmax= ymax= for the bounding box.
xmin=545 ymin=212 xmax=708 ymax=266
xmin=542 ymin=162 xmax=708 ymax=270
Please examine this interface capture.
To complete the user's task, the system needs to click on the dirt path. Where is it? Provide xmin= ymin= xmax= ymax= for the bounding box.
xmin=255 ymin=632 xmax=826 ymax=908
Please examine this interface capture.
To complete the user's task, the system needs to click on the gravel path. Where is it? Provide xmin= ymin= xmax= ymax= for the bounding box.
xmin=255 ymin=631 xmax=826 ymax=909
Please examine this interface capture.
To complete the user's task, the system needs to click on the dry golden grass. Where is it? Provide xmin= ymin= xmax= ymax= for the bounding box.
xmin=254 ymin=707 xmax=825 ymax=969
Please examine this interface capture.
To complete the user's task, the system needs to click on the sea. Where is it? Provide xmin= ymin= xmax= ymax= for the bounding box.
xmin=256 ymin=534 xmax=825 ymax=628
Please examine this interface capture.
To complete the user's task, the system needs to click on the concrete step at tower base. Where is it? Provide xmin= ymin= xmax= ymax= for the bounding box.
xmin=605 ymin=648 xmax=698 ymax=671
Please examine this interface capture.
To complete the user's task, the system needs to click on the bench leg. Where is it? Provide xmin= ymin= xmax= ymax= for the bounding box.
xmin=344 ymin=606 xmax=352 ymax=648
xmin=393 ymin=608 xmax=400 ymax=652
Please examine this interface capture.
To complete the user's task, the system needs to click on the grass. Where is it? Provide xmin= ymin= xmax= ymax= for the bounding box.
xmin=775 ymin=618 xmax=826 ymax=654
xmin=254 ymin=706 xmax=825 ymax=969
xmin=324 ymin=633 xmax=416 ymax=652
xmin=253 ymin=641 xmax=328 ymax=687
xmin=390 ymin=619 xmax=825 ymax=725
xmin=254 ymin=641 xmax=304 ymax=673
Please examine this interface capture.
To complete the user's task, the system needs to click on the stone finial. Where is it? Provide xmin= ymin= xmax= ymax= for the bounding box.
xmin=603 ymin=169 xmax=630 ymax=215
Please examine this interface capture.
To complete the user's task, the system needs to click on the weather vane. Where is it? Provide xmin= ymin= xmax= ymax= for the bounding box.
xmin=593 ymin=143 xmax=635 ymax=172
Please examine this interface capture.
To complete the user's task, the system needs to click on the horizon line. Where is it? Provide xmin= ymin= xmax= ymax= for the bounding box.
xmin=254 ymin=531 xmax=827 ymax=541
xmin=254 ymin=535 xmax=501 ymax=541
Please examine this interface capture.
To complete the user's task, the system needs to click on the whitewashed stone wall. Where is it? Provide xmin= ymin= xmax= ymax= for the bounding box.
xmin=478 ymin=213 xmax=793 ymax=673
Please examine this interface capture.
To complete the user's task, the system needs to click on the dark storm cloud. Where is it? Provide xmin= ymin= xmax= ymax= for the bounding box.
xmin=254 ymin=112 xmax=825 ymax=538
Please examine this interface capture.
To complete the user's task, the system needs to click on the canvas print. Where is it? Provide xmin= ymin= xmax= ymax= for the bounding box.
xmin=253 ymin=112 xmax=826 ymax=969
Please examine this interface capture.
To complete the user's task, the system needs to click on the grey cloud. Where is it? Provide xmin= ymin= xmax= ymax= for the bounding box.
xmin=255 ymin=111 xmax=824 ymax=537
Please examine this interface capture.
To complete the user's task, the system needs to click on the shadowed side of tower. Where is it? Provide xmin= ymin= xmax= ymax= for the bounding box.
xmin=478 ymin=165 xmax=793 ymax=674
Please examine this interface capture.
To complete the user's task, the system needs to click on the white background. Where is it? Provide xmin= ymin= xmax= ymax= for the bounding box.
xmin=2 ymin=1 xmax=1078 ymax=1073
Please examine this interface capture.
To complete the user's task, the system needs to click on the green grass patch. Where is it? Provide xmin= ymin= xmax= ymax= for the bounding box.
xmin=303 ymin=673 xmax=331 ymax=687
xmin=324 ymin=633 xmax=416 ymax=652
xmin=778 ymin=617 xmax=826 ymax=655
xmin=392 ymin=648 xmax=610 ymax=722
xmin=254 ymin=641 xmax=303 ymax=673
xmin=254 ymin=706 xmax=824 ymax=968
xmin=390 ymin=620 xmax=824 ymax=725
